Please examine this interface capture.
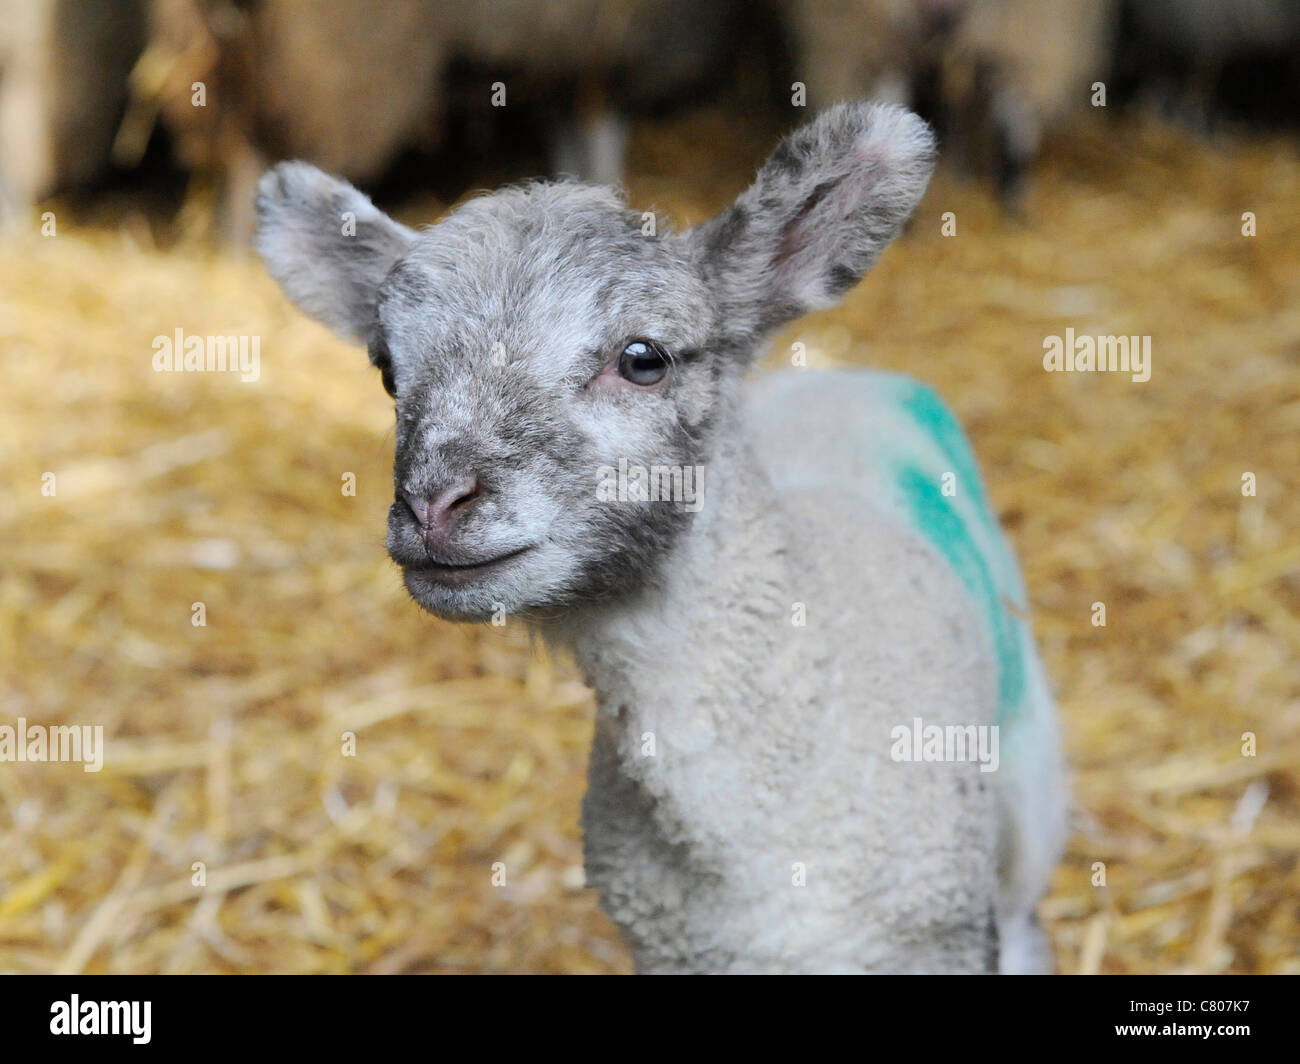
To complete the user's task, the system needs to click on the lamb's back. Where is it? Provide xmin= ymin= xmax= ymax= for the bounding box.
xmin=744 ymin=368 xmax=1069 ymax=938
xmin=745 ymin=368 xmax=1041 ymax=732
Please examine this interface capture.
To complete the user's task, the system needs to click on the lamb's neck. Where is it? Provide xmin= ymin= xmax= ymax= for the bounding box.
xmin=558 ymin=437 xmax=796 ymax=737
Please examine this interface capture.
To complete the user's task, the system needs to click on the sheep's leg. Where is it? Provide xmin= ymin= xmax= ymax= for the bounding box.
xmin=548 ymin=79 xmax=626 ymax=187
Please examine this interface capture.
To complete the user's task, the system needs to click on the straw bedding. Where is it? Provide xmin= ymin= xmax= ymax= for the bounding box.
xmin=0 ymin=108 xmax=1296 ymax=973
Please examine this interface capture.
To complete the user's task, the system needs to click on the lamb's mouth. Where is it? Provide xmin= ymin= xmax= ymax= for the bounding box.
xmin=404 ymin=545 xmax=535 ymax=588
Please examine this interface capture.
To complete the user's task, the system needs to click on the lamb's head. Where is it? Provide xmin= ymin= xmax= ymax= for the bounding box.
xmin=255 ymin=101 xmax=935 ymax=622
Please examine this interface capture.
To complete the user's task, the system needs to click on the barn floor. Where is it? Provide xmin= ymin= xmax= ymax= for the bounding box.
xmin=1 ymin=107 xmax=1297 ymax=974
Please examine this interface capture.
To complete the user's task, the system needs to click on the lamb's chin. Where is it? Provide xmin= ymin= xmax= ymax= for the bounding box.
xmin=404 ymin=561 xmax=564 ymax=623
xmin=401 ymin=570 xmax=499 ymax=622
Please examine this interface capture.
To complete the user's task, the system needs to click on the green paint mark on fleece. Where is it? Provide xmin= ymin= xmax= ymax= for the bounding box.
xmin=894 ymin=463 xmax=1025 ymax=719
xmin=885 ymin=377 xmax=1031 ymax=724
xmin=896 ymin=380 xmax=994 ymax=517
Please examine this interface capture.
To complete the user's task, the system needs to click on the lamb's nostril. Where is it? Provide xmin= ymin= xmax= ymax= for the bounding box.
xmin=401 ymin=478 xmax=483 ymax=537
xmin=446 ymin=481 xmax=481 ymax=513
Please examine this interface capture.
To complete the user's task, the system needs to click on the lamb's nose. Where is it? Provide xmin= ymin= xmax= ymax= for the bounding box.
xmin=402 ymin=479 xmax=482 ymax=542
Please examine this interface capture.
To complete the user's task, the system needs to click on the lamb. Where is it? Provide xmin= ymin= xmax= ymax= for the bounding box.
xmin=255 ymin=100 xmax=1069 ymax=974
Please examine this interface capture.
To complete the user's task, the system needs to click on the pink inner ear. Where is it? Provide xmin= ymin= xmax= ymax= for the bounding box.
xmin=775 ymin=179 xmax=838 ymax=268
xmin=771 ymin=175 xmax=864 ymax=304
xmin=769 ymin=129 xmax=894 ymax=303
xmin=774 ymin=136 xmax=883 ymax=263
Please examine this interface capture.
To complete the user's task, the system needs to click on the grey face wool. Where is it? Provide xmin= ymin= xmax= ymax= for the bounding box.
xmin=257 ymin=101 xmax=1067 ymax=974
xmin=255 ymin=102 xmax=934 ymax=623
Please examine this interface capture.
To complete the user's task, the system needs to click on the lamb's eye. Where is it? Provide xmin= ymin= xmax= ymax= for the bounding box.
xmin=369 ymin=337 xmax=397 ymax=398
xmin=617 ymin=340 xmax=670 ymax=386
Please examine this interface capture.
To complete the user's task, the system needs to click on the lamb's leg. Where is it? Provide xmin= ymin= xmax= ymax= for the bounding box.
xmin=895 ymin=903 xmax=1001 ymax=975
xmin=999 ymin=909 xmax=1054 ymax=974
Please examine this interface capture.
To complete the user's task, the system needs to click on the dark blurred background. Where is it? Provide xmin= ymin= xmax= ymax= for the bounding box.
xmin=4 ymin=0 xmax=1299 ymax=235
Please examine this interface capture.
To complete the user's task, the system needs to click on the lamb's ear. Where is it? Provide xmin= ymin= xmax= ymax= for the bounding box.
xmin=255 ymin=161 xmax=416 ymax=344
xmin=688 ymin=102 xmax=935 ymax=343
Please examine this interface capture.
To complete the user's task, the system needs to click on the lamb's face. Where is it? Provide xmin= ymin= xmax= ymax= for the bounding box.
xmin=375 ymin=185 xmax=723 ymax=621
xmin=257 ymin=103 xmax=936 ymax=622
